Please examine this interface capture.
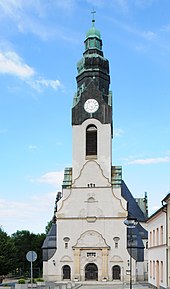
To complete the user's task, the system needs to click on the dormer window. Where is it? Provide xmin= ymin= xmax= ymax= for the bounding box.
xmin=86 ymin=125 xmax=97 ymax=157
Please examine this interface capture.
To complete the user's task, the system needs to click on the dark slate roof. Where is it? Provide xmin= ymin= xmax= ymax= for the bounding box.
xmin=136 ymin=223 xmax=148 ymax=239
xmin=121 ymin=180 xmax=147 ymax=222
xmin=122 ymin=181 xmax=148 ymax=262
xmin=127 ymin=226 xmax=145 ymax=262
xmin=42 ymin=222 xmax=57 ymax=261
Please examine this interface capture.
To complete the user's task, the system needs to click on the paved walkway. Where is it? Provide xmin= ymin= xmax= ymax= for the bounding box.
xmin=1 ymin=280 xmax=150 ymax=289
xmin=78 ymin=283 xmax=150 ymax=289
xmin=52 ymin=281 xmax=150 ymax=289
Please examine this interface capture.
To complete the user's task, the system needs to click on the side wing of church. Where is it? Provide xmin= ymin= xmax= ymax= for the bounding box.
xmin=42 ymin=20 xmax=148 ymax=283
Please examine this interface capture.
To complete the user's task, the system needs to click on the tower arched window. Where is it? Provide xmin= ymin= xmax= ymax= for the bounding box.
xmin=86 ymin=125 xmax=97 ymax=157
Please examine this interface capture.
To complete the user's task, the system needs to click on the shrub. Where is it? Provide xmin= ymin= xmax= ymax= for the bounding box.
xmin=36 ymin=279 xmax=44 ymax=282
xmin=18 ymin=279 xmax=25 ymax=284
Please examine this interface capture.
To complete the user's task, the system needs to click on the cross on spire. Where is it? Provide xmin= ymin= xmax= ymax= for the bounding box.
xmin=91 ymin=9 xmax=96 ymax=25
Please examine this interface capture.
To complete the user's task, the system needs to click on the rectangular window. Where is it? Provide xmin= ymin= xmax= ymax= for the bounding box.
xmin=86 ymin=125 xmax=97 ymax=156
xmin=86 ymin=131 xmax=97 ymax=155
xmin=87 ymin=252 xmax=96 ymax=257
xmin=160 ymin=226 xmax=163 ymax=245
xmin=150 ymin=261 xmax=152 ymax=278
xmin=153 ymin=261 xmax=155 ymax=279
xmin=90 ymin=39 xmax=95 ymax=47
xmin=153 ymin=230 xmax=155 ymax=246
xmin=156 ymin=228 xmax=159 ymax=245
xmin=161 ymin=261 xmax=163 ymax=282
xmin=115 ymin=242 xmax=118 ymax=248
xmin=150 ymin=231 xmax=152 ymax=247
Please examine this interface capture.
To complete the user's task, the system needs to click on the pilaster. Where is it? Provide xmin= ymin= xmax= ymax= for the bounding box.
xmin=102 ymin=248 xmax=108 ymax=278
xmin=74 ymin=248 xmax=80 ymax=279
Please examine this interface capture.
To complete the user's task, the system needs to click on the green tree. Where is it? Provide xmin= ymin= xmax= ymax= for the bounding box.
xmin=0 ymin=227 xmax=16 ymax=277
xmin=12 ymin=230 xmax=45 ymax=277
xmin=45 ymin=220 xmax=52 ymax=234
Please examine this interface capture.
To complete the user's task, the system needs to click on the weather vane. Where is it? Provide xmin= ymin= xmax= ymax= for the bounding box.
xmin=91 ymin=8 xmax=96 ymax=24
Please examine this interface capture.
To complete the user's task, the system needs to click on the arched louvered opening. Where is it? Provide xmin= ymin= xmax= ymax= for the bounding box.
xmin=112 ymin=265 xmax=121 ymax=280
xmin=63 ymin=265 xmax=71 ymax=280
xmin=86 ymin=125 xmax=97 ymax=158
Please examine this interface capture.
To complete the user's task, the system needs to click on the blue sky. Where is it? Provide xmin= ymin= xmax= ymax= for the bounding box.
xmin=0 ymin=0 xmax=170 ymax=235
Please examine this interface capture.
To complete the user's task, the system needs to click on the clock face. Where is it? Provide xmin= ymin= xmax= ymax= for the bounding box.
xmin=84 ymin=99 xmax=99 ymax=113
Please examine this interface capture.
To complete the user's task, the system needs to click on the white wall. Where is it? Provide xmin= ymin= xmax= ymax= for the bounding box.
xmin=147 ymin=210 xmax=167 ymax=289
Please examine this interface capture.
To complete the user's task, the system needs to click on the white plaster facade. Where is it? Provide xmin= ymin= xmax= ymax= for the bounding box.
xmin=147 ymin=206 xmax=167 ymax=289
xmin=43 ymin=119 xmax=135 ymax=282
xmin=43 ymin=117 xmax=147 ymax=282
xmin=42 ymin=22 xmax=148 ymax=284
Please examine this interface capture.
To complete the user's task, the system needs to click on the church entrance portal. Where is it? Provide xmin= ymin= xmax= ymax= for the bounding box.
xmin=63 ymin=265 xmax=71 ymax=280
xmin=112 ymin=265 xmax=121 ymax=280
xmin=85 ymin=263 xmax=98 ymax=280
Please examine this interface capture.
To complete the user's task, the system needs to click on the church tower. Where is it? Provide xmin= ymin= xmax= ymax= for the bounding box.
xmin=42 ymin=19 xmax=148 ymax=283
xmin=72 ymin=17 xmax=112 ymax=185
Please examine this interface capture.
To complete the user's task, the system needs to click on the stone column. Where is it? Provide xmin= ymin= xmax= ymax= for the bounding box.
xmin=102 ymin=248 xmax=108 ymax=278
xmin=74 ymin=248 xmax=80 ymax=279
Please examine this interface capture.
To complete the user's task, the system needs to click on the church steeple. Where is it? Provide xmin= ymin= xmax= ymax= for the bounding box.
xmin=72 ymin=19 xmax=112 ymax=128
xmin=84 ymin=13 xmax=103 ymax=53
xmin=42 ymin=20 xmax=148 ymax=284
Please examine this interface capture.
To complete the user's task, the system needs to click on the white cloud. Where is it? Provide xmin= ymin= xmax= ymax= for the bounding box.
xmin=0 ymin=0 xmax=78 ymax=42
xmin=114 ymin=0 xmax=129 ymax=13
xmin=0 ymin=49 xmax=62 ymax=92
xmin=0 ymin=0 xmax=45 ymax=20
xmin=0 ymin=51 xmax=35 ymax=78
xmin=142 ymin=31 xmax=157 ymax=41
xmin=30 ymin=79 xmax=62 ymax=92
xmin=114 ymin=128 xmax=124 ymax=137
xmin=37 ymin=171 xmax=64 ymax=187
xmin=28 ymin=144 xmax=37 ymax=150
xmin=53 ymin=0 xmax=76 ymax=12
xmin=127 ymin=156 xmax=170 ymax=165
xmin=0 ymin=191 xmax=56 ymax=234
xmin=135 ymin=0 xmax=158 ymax=8
xmin=86 ymin=0 xmax=105 ymax=8
xmin=161 ymin=23 xmax=170 ymax=33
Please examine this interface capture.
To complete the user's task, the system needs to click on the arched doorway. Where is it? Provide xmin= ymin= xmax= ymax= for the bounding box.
xmin=85 ymin=263 xmax=98 ymax=280
xmin=112 ymin=265 xmax=121 ymax=280
xmin=63 ymin=265 xmax=71 ymax=280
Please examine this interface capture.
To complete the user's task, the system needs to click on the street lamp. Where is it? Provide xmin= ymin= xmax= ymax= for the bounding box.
xmin=124 ymin=218 xmax=138 ymax=289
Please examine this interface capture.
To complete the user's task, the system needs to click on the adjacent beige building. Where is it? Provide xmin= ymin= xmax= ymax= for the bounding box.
xmin=147 ymin=193 xmax=170 ymax=289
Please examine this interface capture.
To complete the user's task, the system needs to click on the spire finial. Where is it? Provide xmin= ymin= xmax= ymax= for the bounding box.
xmin=91 ymin=8 xmax=96 ymax=26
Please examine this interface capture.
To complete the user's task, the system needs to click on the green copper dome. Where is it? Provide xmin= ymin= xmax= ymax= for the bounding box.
xmin=86 ymin=25 xmax=101 ymax=39
xmin=84 ymin=21 xmax=102 ymax=51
